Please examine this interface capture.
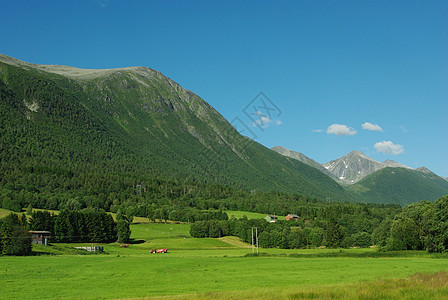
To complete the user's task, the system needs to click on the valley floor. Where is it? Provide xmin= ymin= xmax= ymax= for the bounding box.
xmin=1 ymin=221 xmax=448 ymax=299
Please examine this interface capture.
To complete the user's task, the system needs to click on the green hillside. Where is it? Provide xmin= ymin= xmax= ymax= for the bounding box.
xmin=0 ymin=55 xmax=350 ymax=212
xmin=348 ymin=167 xmax=448 ymax=205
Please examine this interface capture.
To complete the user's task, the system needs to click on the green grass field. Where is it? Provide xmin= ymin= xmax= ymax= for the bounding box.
xmin=0 ymin=208 xmax=12 ymax=219
xmin=2 ymin=253 xmax=448 ymax=299
xmin=1 ymin=209 xmax=448 ymax=299
xmin=225 ymin=210 xmax=286 ymax=220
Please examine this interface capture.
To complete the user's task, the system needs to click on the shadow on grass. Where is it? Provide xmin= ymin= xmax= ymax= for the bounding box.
xmin=129 ymin=239 xmax=146 ymax=244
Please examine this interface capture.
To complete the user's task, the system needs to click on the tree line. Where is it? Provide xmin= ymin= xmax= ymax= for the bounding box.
xmin=29 ymin=210 xmax=117 ymax=243
xmin=190 ymin=201 xmax=400 ymax=249
xmin=190 ymin=196 xmax=448 ymax=253
xmin=373 ymin=195 xmax=448 ymax=252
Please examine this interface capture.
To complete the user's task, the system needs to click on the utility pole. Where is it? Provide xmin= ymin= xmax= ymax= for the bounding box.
xmin=256 ymin=227 xmax=258 ymax=254
xmin=251 ymin=227 xmax=254 ymax=254
xmin=251 ymin=227 xmax=258 ymax=254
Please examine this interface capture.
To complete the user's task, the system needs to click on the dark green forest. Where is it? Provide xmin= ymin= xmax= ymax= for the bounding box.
xmin=0 ymin=209 xmax=132 ymax=255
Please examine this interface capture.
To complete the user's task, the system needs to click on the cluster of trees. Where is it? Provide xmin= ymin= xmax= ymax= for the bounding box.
xmin=28 ymin=210 xmax=127 ymax=243
xmin=190 ymin=196 xmax=448 ymax=253
xmin=190 ymin=202 xmax=400 ymax=249
xmin=115 ymin=209 xmax=131 ymax=243
xmin=0 ymin=213 xmax=31 ymax=256
xmin=373 ymin=195 xmax=448 ymax=253
xmin=0 ymin=207 xmax=133 ymax=256
xmin=190 ymin=218 xmax=363 ymax=249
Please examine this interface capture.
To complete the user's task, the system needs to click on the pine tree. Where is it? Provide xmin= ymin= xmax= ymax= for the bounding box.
xmin=325 ymin=218 xmax=343 ymax=248
xmin=117 ymin=219 xmax=131 ymax=243
xmin=0 ymin=213 xmax=32 ymax=256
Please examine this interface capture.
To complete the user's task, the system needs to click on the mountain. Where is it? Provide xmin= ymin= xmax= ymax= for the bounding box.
xmin=348 ymin=167 xmax=448 ymax=205
xmin=273 ymin=147 xmax=414 ymax=185
xmin=416 ymin=166 xmax=433 ymax=175
xmin=322 ymin=151 xmax=384 ymax=184
xmin=382 ymin=160 xmax=413 ymax=169
xmin=269 ymin=146 xmax=448 ymax=205
xmin=0 ymin=54 xmax=350 ymax=210
xmin=322 ymin=151 xmax=412 ymax=184
xmin=271 ymin=146 xmax=338 ymax=180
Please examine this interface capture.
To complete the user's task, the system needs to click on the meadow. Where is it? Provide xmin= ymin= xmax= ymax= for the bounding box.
xmin=225 ymin=210 xmax=286 ymax=220
xmin=1 ymin=210 xmax=448 ymax=299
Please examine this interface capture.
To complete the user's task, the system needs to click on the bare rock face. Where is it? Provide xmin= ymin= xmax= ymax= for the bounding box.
xmin=322 ymin=152 xmax=418 ymax=184
xmin=322 ymin=151 xmax=384 ymax=184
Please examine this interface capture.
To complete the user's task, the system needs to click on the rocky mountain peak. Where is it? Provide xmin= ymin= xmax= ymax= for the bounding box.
xmin=322 ymin=151 xmax=383 ymax=184
xmin=416 ymin=167 xmax=432 ymax=174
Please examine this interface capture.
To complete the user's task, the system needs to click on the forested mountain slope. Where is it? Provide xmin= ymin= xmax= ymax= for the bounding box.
xmin=348 ymin=167 xmax=448 ymax=205
xmin=271 ymin=146 xmax=337 ymax=180
xmin=0 ymin=54 xmax=349 ymax=211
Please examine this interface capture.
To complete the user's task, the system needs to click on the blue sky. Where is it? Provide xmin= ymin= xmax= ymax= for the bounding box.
xmin=1 ymin=0 xmax=447 ymax=176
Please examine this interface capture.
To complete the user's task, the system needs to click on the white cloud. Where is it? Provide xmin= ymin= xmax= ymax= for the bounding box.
xmin=327 ymin=124 xmax=357 ymax=136
xmin=400 ymin=125 xmax=408 ymax=133
xmin=374 ymin=141 xmax=404 ymax=155
xmin=362 ymin=122 xmax=383 ymax=132
xmin=251 ymin=111 xmax=282 ymax=129
xmin=312 ymin=129 xmax=323 ymax=133
xmin=97 ymin=0 xmax=110 ymax=8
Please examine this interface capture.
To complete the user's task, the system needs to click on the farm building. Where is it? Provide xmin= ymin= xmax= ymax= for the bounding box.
xmin=29 ymin=231 xmax=51 ymax=245
xmin=265 ymin=215 xmax=278 ymax=223
xmin=285 ymin=214 xmax=299 ymax=221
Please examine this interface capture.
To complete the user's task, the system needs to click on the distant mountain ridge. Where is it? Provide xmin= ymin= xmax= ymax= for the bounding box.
xmin=272 ymin=146 xmax=448 ymax=204
xmin=322 ymin=150 xmax=412 ymax=184
xmin=271 ymin=147 xmax=414 ymax=184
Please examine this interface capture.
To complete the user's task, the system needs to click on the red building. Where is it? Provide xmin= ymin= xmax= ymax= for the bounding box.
xmin=285 ymin=214 xmax=299 ymax=221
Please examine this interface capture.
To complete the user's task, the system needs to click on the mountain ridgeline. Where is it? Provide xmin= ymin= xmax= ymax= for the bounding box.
xmin=0 ymin=54 xmax=348 ymax=213
xmin=322 ymin=151 xmax=412 ymax=184
xmin=348 ymin=167 xmax=448 ymax=206
xmin=272 ymin=146 xmax=448 ymax=205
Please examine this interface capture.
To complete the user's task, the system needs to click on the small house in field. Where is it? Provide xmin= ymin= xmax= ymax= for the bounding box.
xmin=285 ymin=214 xmax=299 ymax=221
xmin=29 ymin=231 xmax=51 ymax=246
xmin=265 ymin=215 xmax=278 ymax=223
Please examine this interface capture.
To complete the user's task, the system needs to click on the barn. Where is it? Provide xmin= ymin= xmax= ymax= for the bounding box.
xmin=285 ymin=214 xmax=299 ymax=221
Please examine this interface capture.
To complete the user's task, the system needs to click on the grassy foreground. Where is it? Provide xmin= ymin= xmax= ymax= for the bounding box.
xmin=2 ymin=255 xmax=448 ymax=299
xmin=154 ymin=272 xmax=448 ymax=299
